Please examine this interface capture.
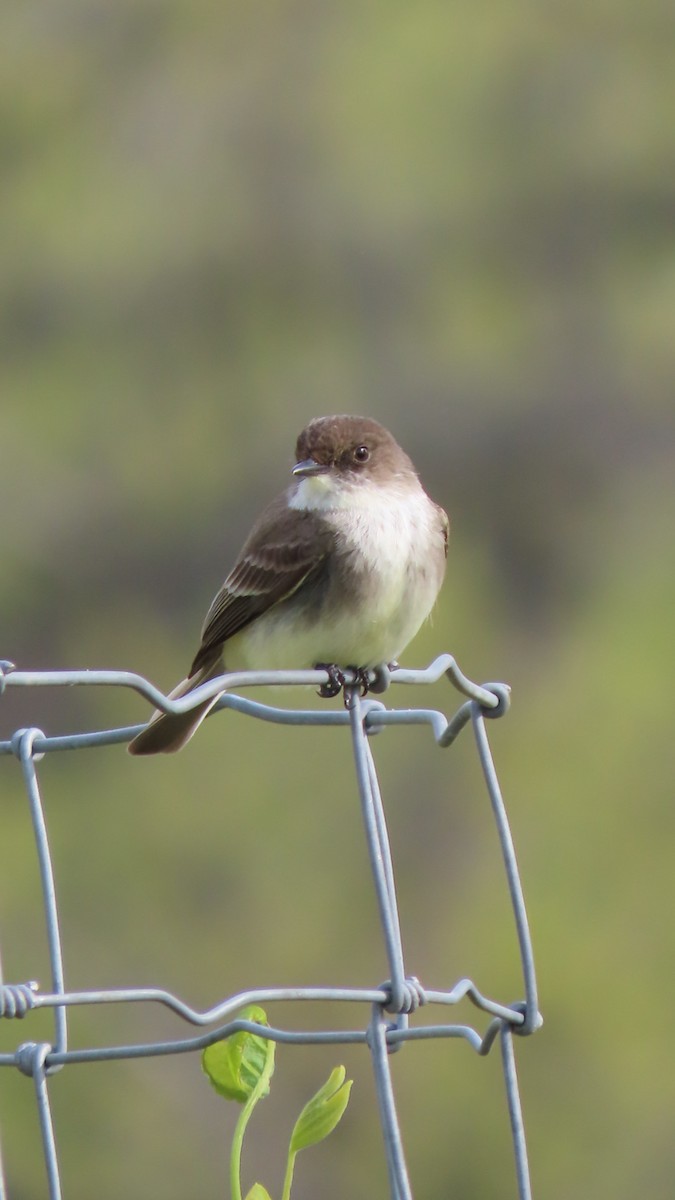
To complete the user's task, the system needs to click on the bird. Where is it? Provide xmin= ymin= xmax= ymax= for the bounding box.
xmin=128 ymin=415 xmax=448 ymax=755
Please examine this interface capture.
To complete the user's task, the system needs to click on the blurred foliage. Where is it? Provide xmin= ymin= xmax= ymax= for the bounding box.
xmin=1 ymin=1 xmax=674 ymax=1198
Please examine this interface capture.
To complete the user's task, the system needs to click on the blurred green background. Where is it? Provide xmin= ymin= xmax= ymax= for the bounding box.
xmin=1 ymin=1 xmax=674 ymax=1197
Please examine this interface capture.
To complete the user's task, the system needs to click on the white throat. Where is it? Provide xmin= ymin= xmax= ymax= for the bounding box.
xmin=289 ymin=472 xmax=413 ymax=513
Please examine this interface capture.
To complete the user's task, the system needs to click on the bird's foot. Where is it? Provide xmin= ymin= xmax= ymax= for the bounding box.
xmin=348 ymin=667 xmax=373 ymax=698
xmin=315 ymin=664 xmax=372 ymax=700
xmin=315 ymin=663 xmax=347 ymax=698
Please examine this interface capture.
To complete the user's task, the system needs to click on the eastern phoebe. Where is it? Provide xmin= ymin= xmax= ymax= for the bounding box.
xmin=128 ymin=415 xmax=448 ymax=755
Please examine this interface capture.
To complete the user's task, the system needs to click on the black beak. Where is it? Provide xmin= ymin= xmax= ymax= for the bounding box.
xmin=292 ymin=458 xmax=330 ymax=478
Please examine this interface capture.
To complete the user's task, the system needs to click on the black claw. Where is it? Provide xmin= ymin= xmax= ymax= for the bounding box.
xmin=315 ymin=664 xmax=374 ymax=700
xmin=352 ymin=668 xmax=371 ymax=696
xmin=341 ymin=667 xmax=372 ymax=709
xmin=315 ymin=663 xmax=346 ymax=698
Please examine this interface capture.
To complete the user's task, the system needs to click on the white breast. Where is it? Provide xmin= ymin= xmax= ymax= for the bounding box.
xmin=230 ymin=477 xmax=445 ymax=671
xmin=328 ymin=490 xmax=444 ymax=660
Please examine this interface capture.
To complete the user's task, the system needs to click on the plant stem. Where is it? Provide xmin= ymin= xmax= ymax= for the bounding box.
xmin=280 ymin=1149 xmax=297 ymax=1200
xmin=229 ymin=1040 xmax=275 ymax=1200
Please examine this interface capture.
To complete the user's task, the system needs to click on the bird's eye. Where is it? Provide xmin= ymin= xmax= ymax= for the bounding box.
xmin=353 ymin=445 xmax=370 ymax=464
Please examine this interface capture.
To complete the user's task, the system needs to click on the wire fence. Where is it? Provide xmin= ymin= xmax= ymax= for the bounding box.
xmin=0 ymin=654 xmax=542 ymax=1199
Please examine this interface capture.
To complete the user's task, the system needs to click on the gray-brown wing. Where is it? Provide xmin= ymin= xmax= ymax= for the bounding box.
xmin=189 ymin=495 xmax=333 ymax=676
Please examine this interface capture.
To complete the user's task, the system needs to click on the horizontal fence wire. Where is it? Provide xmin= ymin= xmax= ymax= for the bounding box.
xmin=0 ymin=655 xmax=542 ymax=1200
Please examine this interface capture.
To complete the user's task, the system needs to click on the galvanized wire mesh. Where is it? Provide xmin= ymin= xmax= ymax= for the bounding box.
xmin=0 ymin=655 xmax=542 ymax=1199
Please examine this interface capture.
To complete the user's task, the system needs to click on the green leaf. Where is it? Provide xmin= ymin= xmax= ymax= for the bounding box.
xmin=289 ymin=1066 xmax=353 ymax=1153
xmin=244 ymin=1184 xmax=272 ymax=1200
xmin=202 ymin=1006 xmax=274 ymax=1103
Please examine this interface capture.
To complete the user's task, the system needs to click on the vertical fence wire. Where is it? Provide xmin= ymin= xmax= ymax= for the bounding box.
xmin=348 ymin=690 xmax=407 ymax=1010
xmin=16 ymin=730 xmax=68 ymax=1062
